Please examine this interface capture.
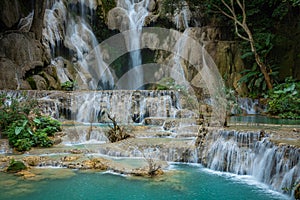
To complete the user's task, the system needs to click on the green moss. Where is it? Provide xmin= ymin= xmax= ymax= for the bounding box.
xmin=26 ymin=77 xmax=37 ymax=90
xmin=7 ymin=160 xmax=27 ymax=173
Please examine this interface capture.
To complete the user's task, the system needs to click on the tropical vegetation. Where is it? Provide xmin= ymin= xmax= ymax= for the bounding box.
xmin=0 ymin=94 xmax=61 ymax=152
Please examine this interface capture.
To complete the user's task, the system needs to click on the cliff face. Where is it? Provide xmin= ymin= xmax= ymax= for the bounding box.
xmin=0 ymin=0 xmax=298 ymax=92
xmin=0 ymin=32 xmax=51 ymax=89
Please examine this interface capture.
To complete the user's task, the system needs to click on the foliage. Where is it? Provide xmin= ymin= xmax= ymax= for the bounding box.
xmin=155 ymin=77 xmax=186 ymax=91
xmin=0 ymin=94 xmax=38 ymax=131
xmin=6 ymin=159 xmax=27 ymax=173
xmin=266 ymin=77 xmax=300 ymax=119
xmin=207 ymin=0 xmax=299 ymax=93
xmin=61 ymin=81 xmax=77 ymax=91
xmin=93 ymin=3 xmax=118 ymax=42
xmin=238 ymin=64 xmax=279 ymax=97
xmin=0 ymin=94 xmax=61 ymax=152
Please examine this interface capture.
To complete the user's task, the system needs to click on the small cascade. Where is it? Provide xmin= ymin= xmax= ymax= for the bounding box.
xmin=116 ymin=0 xmax=150 ymax=89
xmin=199 ymin=129 xmax=300 ymax=197
xmin=234 ymin=97 xmax=265 ymax=115
xmin=173 ymin=1 xmax=191 ymax=30
xmin=170 ymin=29 xmax=189 ymax=85
xmin=72 ymin=90 xmax=181 ymax=123
xmin=61 ymin=126 xmax=108 ymax=145
xmin=169 ymin=2 xmax=191 ymax=87
xmin=0 ymin=90 xmax=182 ymax=124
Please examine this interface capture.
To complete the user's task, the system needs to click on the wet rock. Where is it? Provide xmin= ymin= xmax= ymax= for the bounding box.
xmin=147 ymin=0 xmax=156 ymax=12
xmin=70 ymin=149 xmax=83 ymax=154
xmin=107 ymin=7 xmax=129 ymax=31
xmin=143 ymin=117 xmax=166 ymax=126
xmin=16 ymin=170 xmax=36 ymax=179
xmin=175 ymin=109 xmax=198 ymax=118
xmin=6 ymin=160 xmax=27 ymax=173
xmin=23 ymin=156 xmax=44 ymax=166
xmin=82 ymin=158 xmax=108 ymax=170
xmin=32 ymin=75 xmax=48 ymax=90
xmin=61 ymin=156 xmax=79 ymax=162
xmin=163 ymin=118 xmax=197 ymax=131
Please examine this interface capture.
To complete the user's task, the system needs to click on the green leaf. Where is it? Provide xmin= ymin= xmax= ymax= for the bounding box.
xmin=254 ymin=77 xmax=264 ymax=88
xmin=283 ymin=84 xmax=295 ymax=93
xmin=15 ymin=127 xmax=23 ymax=135
xmin=33 ymin=118 xmax=41 ymax=124
xmin=22 ymin=120 xmax=28 ymax=128
xmin=241 ymin=52 xmax=253 ymax=59
xmin=27 ymin=127 xmax=33 ymax=135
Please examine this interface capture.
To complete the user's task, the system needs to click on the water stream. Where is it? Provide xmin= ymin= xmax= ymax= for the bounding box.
xmin=116 ymin=0 xmax=150 ymax=89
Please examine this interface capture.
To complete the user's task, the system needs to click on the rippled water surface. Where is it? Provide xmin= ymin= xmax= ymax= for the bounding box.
xmin=0 ymin=164 xmax=289 ymax=200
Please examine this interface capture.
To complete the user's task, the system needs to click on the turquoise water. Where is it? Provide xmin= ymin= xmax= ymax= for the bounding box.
xmin=229 ymin=115 xmax=300 ymax=126
xmin=0 ymin=164 xmax=289 ymax=200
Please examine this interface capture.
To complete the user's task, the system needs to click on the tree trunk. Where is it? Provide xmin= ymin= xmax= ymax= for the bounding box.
xmin=248 ymin=31 xmax=273 ymax=90
xmin=30 ymin=0 xmax=47 ymax=41
xmin=217 ymin=0 xmax=273 ymax=90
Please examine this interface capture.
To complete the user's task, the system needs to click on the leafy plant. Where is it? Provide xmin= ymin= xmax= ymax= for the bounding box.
xmin=266 ymin=77 xmax=300 ymax=119
xmin=61 ymin=81 xmax=77 ymax=91
xmin=1 ymin=94 xmax=61 ymax=151
xmin=238 ymin=64 xmax=279 ymax=97
xmin=0 ymin=94 xmax=38 ymax=131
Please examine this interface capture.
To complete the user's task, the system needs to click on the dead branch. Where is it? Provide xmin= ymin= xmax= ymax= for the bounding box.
xmin=105 ymin=113 xmax=131 ymax=143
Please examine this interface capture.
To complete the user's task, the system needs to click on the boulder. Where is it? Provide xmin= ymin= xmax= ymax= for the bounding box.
xmin=32 ymin=75 xmax=48 ymax=90
xmin=147 ymin=0 xmax=156 ymax=12
xmin=107 ymin=7 xmax=129 ymax=32
xmin=6 ymin=160 xmax=27 ymax=173
xmin=0 ymin=32 xmax=52 ymax=89
xmin=23 ymin=156 xmax=43 ymax=166
xmin=16 ymin=170 xmax=36 ymax=179
xmin=0 ymin=32 xmax=50 ymax=73
xmin=0 ymin=58 xmax=19 ymax=89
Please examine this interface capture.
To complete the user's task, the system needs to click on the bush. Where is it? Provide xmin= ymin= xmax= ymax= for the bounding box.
xmin=0 ymin=94 xmax=61 ymax=152
xmin=266 ymin=77 xmax=300 ymax=119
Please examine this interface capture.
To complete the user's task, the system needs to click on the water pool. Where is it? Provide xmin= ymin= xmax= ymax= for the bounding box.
xmin=229 ymin=115 xmax=300 ymax=126
xmin=0 ymin=164 xmax=289 ymax=200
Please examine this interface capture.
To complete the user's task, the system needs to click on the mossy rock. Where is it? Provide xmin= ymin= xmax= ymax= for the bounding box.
xmin=7 ymin=160 xmax=27 ymax=173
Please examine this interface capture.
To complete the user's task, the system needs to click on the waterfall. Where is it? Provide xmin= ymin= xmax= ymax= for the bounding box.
xmin=173 ymin=1 xmax=191 ymax=30
xmin=170 ymin=29 xmax=189 ymax=85
xmin=233 ymin=97 xmax=265 ymax=115
xmin=42 ymin=0 xmax=114 ymax=89
xmin=199 ymin=129 xmax=300 ymax=197
xmin=117 ymin=0 xmax=150 ymax=89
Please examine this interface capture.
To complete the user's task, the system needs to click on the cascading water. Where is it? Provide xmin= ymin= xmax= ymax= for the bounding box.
xmin=169 ymin=3 xmax=191 ymax=87
xmin=173 ymin=1 xmax=191 ymax=30
xmin=116 ymin=0 xmax=150 ymax=89
xmin=42 ymin=0 xmax=114 ymax=89
xmin=198 ymin=129 xmax=300 ymax=197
